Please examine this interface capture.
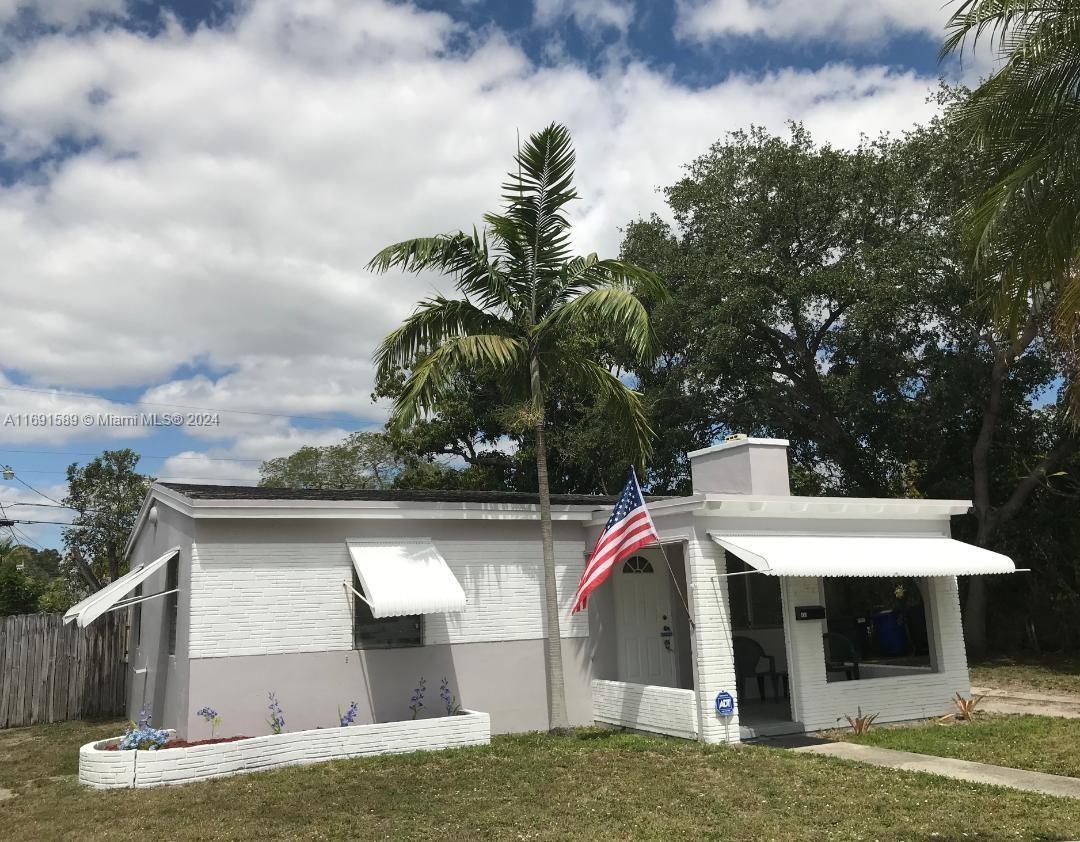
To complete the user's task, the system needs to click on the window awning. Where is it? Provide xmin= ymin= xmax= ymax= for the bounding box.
xmin=710 ymin=534 xmax=1016 ymax=577
xmin=63 ymin=547 xmax=180 ymax=628
xmin=347 ymin=539 xmax=467 ymax=618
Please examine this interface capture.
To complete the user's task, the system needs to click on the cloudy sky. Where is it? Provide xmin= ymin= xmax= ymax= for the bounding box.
xmin=0 ymin=0 xmax=981 ymax=547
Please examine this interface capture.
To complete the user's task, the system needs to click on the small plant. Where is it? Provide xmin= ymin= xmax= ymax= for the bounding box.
xmin=439 ymin=677 xmax=462 ymax=716
xmin=196 ymin=706 xmax=221 ymax=738
xmin=339 ymin=701 xmax=359 ymax=727
xmin=119 ymin=709 xmax=170 ymax=751
xmin=842 ymin=707 xmax=878 ymax=735
xmin=409 ymin=677 xmax=426 ymax=720
xmin=952 ymin=692 xmax=984 ymax=721
xmin=267 ymin=692 xmax=286 ymax=734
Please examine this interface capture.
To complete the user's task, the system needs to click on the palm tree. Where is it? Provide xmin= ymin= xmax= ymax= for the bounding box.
xmin=942 ymin=0 xmax=1080 ymax=394
xmin=368 ymin=123 xmax=667 ymax=731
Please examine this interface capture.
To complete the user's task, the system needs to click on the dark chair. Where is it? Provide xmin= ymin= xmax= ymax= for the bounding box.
xmin=733 ymin=636 xmax=783 ymax=700
xmin=823 ymin=632 xmax=860 ymax=680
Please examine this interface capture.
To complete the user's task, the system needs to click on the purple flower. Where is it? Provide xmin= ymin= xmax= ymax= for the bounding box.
xmin=408 ymin=677 xmax=426 ymax=720
xmin=339 ymin=701 xmax=359 ymax=727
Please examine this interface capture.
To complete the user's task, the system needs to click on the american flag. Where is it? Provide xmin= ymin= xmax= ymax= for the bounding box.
xmin=571 ymin=467 xmax=659 ymax=614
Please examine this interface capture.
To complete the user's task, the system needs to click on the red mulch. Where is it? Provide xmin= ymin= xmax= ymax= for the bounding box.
xmin=103 ymin=735 xmax=251 ymax=751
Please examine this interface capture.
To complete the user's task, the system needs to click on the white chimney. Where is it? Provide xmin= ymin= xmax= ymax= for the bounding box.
xmin=687 ymin=436 xmax=791 ymax=496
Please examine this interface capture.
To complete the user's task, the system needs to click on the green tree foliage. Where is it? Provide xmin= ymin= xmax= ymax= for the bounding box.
xmin=621 ymin=112 xmax=1075 ymax=654
xmin=62 ymin=449 xmax=150 ymax=593
xmin=258 ymin=431 xmax=401 ymax=489
xmin=368 ymin=123 xmax=667 ymax=730
xmin=0 ymin=537 xmax=44 ymax=616
xmin=943 ymin=0 xmax=1080 ymax=404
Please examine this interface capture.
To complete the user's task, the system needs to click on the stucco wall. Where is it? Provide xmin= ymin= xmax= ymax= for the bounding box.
xmin=125 ymin=503 xmax=196 ymax=730
xmin=184 ymin=636 xmax=596 ymax=737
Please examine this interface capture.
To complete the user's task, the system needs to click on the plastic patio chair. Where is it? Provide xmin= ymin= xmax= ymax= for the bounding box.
xmin=733 ymin=636 xmax=783 ymax=700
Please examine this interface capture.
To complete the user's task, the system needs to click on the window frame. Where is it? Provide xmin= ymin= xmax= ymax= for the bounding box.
xmin=132 ymin=583 xmax=142 ymax=648
xmin=165 ymin=554 xmax=178 ymax=656
xmin=352 ymin=571 xmax=424 ymax=650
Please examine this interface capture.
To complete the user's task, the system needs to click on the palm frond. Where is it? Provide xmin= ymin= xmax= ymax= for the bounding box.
xmin=392 ymin=334 xmax=527 ymax=429
xmin=500 ymin=123 xmax=578 ymax=314
xmin=367 ymin=232 xmax=514 ymax=312
xmin=541 ymin=286 xmax=661 ymax=363
xmin=558 ymin=357 xmax=654 ymax=465
xmin=374 ymin=297 xmax=513 ymax=379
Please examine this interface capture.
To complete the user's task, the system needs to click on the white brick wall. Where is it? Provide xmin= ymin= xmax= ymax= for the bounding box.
xmin=684 ymin=533 xmax=742 ymax=744
xmin=591 ymin=679 xmax=698 ymax=739
xmin=189 ymin=539 xmax=589 ymax=658
xmin=80 ymin=712 xmax=490 ymax=788
xmin=782 ymin=575 xmax=971 ymax=731
xmin=78 ymin=741 xmax=134 ymax=789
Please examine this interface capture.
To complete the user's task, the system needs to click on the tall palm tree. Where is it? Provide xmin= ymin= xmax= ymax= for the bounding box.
xmin=368 ymin=123 xmax=667 ymax=731
xmin=942 ymin=0 xmax=1080 ymax=393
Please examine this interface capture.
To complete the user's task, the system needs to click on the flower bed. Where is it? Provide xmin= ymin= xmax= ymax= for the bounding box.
xmin=79 ymin=710 xmax=491 ymax=789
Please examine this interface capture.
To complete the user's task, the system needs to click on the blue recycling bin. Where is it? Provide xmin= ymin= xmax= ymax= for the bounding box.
xmin=871 ymin=610 xmax=908 ymax=657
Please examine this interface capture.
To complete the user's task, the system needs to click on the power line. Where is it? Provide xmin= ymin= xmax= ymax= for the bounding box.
xmin=0 ymin=447 xmax=268 ymax=464
xmin=5 ymin=468 xmax=258 ymax=483
xmin=11 ymin=473 xmax=65 ymax=506
xmin=0 ymin=384 xmax=360 ymax=425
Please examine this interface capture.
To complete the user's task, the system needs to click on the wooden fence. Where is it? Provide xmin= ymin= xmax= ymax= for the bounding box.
xmin=0 ymin=613 xmax=127 ymax=728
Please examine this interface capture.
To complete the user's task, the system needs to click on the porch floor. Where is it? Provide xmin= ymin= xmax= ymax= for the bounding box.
xmin=739 ymin=699 xmax=803 ymax=739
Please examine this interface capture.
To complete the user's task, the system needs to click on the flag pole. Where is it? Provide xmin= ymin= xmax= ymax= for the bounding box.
xmin=654 ymin=537 xmax=694 ymax=630
xmin=632 ymin=466 xmax=694 ymax=630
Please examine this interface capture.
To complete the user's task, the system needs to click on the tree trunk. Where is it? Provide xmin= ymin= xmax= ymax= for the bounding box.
xmin=531 ymin=355 xmax=570 ymax=732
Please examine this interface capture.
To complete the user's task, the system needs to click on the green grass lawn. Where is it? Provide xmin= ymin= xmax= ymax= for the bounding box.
xmin=971 ymin=653 xmax=1080 ymax=696
xmin=4 ymin=720 xmax=1080 ymax=840
xmin=840 ymin=714 xmax=1080 ymax=779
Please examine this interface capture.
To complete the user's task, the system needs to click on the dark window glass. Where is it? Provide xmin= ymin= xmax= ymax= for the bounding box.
xmin=166 ymin=555 xmax=179 ymax=655
xmin=726 ymin=554 xmax=782 ymax=629
xmin=353 ymin=572 xmax=422 ymax=649
xmin=132 ymin=584 xmax=142 ymax=648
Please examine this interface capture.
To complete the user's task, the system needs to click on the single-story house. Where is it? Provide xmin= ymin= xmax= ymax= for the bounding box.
xmin=64 ymin=437 xmax=1016 ymax=743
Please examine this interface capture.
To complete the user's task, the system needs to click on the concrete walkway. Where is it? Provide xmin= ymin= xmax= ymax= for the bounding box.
xmin=971 ymin=685 xmax=1080 ymax=719
xmin=793 ymin=741 xmax=1080 ymax=799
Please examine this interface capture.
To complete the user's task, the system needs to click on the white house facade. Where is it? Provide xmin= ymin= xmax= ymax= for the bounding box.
xmin=64 ymin=437 xmax=1016 ymax=743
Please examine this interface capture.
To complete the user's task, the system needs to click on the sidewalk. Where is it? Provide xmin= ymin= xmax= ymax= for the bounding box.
xmin=971 ymin=685 xmax=1080 ymax=719
xmin=793 ymin=741 xmax=1080 ymax=799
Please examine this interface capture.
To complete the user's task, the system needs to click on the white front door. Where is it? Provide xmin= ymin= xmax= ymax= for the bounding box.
xmin=614 ymin=554 xmax=677 ymax=687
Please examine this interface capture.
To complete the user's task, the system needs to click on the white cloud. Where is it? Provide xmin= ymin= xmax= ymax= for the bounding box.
xmin=0 ymin=374 xmax=153 ymax=444
xmin=0 ymin=0 xmax=947 ymax=483
xmin=674 ymin=0 xmax=946 ymax=45
xmin=534 ymin=0 xmax=636 ymax=34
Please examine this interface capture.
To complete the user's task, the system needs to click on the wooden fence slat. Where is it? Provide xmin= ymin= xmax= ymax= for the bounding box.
xmin=0 ymin=613 xmax=127 ymax=728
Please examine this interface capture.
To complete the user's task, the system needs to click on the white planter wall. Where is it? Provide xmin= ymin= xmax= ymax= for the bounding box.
xmin=79 ymin=711 xmax=491 ymax=789
xmin=591 ymin=679 xmax=699 ymax=740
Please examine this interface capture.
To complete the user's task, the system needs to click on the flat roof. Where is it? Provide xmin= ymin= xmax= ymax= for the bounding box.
xmin=157 ymin=482 xmax=662 ymax=507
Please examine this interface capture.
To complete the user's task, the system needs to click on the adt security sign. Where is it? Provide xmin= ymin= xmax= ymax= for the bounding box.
xmin=714 ymin=690 xmax=735 ymax=717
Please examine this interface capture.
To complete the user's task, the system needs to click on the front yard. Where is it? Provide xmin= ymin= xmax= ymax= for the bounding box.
xmin=4 ymin=720 xmax=1080 ymax=840
xmin=970 ymin=653 xmax=1080 ymax=696
xmin=839 ymin=713 xmax=1080 ymax=779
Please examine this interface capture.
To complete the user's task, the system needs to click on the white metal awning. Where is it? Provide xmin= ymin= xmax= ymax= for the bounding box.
xmin=710 ymin=534 xmax=1016 ymax=577
xmin=346 ymin=539 xmax=467 ymax=618
xmin=62 ymin=547 xmax=180 ymax=627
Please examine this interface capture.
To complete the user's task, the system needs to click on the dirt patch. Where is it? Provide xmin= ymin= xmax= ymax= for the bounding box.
xmin=0 ymin=787 xmax=14 ymax=801
xmin=102 ymin=735 xmax=251 ymax=751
